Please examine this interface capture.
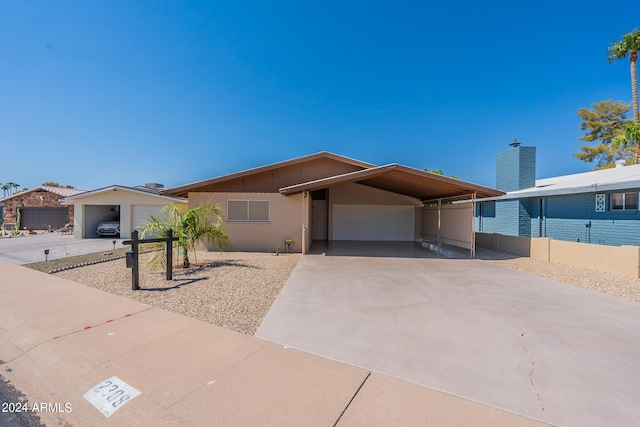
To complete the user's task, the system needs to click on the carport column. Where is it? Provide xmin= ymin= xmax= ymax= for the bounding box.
xmin=470 ymin=192 xmax=477 ymax=258
xmin=302 ymin=191 xmax=308 ymax=254
xmin=437 ymin=199 xmax=441 ymax=256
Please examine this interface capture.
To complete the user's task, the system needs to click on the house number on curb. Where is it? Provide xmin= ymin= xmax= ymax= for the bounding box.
xmin=83 ymin=376 xmax=141 ymax=418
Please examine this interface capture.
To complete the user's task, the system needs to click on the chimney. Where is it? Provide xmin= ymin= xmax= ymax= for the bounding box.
xmin=496 ymin=139 xmax=536 ymax=192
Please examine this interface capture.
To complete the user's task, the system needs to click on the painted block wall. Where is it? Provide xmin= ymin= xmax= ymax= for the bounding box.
xmin=478 ymin=199 xmax=533 ymax=237
xmin=495 ymin=146 xmax=536 ymax=191
xmin=540 ymin=191 xmax=640 ymax=246
xmin=477 ymin=189 xmax=640 ymax=246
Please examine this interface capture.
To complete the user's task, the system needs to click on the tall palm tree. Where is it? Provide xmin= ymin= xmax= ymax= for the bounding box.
xmin=141 ymin=203 xmax=229 ymax=269
xmin=608 ymin=29 xmax=640 ymax=121
xmin=5 ymin=182 xmax=19 ymax=196
xmin=1 ymin=184 xmax=10 ymax=198
xmin=609 ymin=29 xmax=640 ymax=163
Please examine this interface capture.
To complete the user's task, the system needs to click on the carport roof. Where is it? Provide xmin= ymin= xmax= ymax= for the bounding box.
xmin=279 ymin=164 xmax=504 ymax=201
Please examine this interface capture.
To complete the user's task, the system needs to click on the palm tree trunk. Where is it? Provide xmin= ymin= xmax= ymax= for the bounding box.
xmin=632 ymin=51 xmax=639 ymax=164
xmin=632 ymin=51 xmax=639 ymax=121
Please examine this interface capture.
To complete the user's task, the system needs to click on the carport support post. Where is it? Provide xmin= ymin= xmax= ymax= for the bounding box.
xmin=437 ymin=199 xmax=441 ymax=256
xmin=131 ymin=230 xmax=140 ymax=291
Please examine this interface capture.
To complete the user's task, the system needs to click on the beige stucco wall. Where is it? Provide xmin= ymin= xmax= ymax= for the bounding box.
xmin=328 ymin=183 xmax=422 ymax=241
xmin=68 ymin=189 xmax=186 ymax=239
xmin=190 ymin=192 xmax=304 ymax=253
xmin=422 ymin=203 xmax=474 ymax=250
xmin=476 ymin=232 xmax=640 ymax=278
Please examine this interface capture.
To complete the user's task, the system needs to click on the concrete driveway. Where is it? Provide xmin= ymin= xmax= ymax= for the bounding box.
xmin=256 ymin=242 xmax=640 ymax=427
xmin=0 ymin=233 xmax=126 ymax=264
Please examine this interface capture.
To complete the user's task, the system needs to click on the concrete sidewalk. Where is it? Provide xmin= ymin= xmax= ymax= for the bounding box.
xmin=0 ymin=261 xmax=546 ymax=426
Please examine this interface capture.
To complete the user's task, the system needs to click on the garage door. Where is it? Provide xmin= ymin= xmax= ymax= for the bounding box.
xmin=20 ymin=208 xmax=68 ymax=229
xmin=333 ymin=205 xmax=415 ymax=241
xmin=131 ymin=205 xmax=165 ymax=232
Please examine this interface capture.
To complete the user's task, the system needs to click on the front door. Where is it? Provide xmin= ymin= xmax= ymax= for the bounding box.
xmin=311 ymin=191 xmax=328 ymax=240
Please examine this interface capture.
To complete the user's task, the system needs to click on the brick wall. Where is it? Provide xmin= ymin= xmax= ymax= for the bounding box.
xmin=3 ymin=190 xmax=74 ymax=225
xmin=542 ymin=191 xmax=640 ymax=246
xmin=477 ymin=189 xmax=640 ymax=247
xmin=495 ymin=145 xmax=536 ymax=191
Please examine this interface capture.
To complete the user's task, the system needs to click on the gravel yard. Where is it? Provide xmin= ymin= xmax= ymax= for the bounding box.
xmin=53 ymin=247 xmax=640 ymax=337
xmin=55 ymin=251 xmax=300 ymax=335
xmin=476 ymin=247 xmax=640 ymax=303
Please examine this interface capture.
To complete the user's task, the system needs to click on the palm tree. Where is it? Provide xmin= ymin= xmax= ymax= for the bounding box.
xmin=5 ymin=182 xmax=19 ymax=196
xmin=1 ymin=184 xmax=10 ymax=198
xmin=608 ymin=30 xmax=640 ymax=159
xmin=140 ymin=203 xmax=229 ymax=269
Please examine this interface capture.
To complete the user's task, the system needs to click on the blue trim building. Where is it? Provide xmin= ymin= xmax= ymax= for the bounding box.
xmin=477 ymin=141 xmax=640 ymax=246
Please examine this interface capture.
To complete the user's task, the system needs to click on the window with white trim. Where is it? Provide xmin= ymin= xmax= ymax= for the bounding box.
xmin=227 ymin=200 xmax=270 ymax=222
xmin=610 ymin=192 xmax=638 ymax=211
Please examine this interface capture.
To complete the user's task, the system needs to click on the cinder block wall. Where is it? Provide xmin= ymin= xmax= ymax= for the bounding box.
xmin=496 ymin=145 xmax=536 ymax=192
xmin=544 ymin=192 xmax=640 ymax=246
xmin=476 ymin=232 xmax=640 ymax=278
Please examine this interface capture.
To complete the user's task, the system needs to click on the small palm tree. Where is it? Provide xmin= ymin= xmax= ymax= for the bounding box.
xmin=141 ymin=203 xmax=229 ymax=269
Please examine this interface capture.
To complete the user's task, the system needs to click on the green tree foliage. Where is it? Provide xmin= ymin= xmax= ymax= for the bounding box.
xmin=140 ymin=203 xmax=229 ymax=269
xmin=424 ymin=168 xmax=459 ymax=179
xmin=42 ymin=182 xmax=75 ymax=188
xmin=573 ymin=100 xmax=632 ymax=169
xmin=608 ymin=29 xmax=640 ymax=121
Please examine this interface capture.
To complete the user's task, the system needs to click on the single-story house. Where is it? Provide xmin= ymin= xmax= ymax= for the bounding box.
xmin=60 ymin=184 xmax=187 ymax=239
xmin=1 ymin=186 xmax=86 ymax=230
xmin=476 ymin=141 xmax=640 ymax=246
xmin=162 ymin=152 xmax=503 ymax=254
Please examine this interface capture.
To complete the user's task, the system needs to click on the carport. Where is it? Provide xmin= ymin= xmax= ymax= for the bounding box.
xmin=280 ymin=164 xmax=503 ymax=256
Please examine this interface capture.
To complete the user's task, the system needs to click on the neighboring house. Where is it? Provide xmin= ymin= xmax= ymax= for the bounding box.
xmin=0 ymin=186 xmax=86 ymax=230
xmin=60 ymin=184 xmax=187 ymax=239
xmin=162 ymin=152 xmax=502 ymax=253
xmin=476 ymin=141 xmax=640 ymax=246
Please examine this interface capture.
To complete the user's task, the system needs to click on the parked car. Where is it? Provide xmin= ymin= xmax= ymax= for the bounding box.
xmin=96 ymin=220 xmax=120 ymax=237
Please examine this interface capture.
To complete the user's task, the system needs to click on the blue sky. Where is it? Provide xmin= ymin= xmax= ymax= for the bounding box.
xmin=1 ymin=1 xmax=637 ymax=191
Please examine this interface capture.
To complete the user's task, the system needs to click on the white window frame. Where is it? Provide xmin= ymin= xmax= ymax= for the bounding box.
xmin=226 ymin=200 xmax=270 ymax=222
xmin=610 ymin=192 xmax=639 ymax=212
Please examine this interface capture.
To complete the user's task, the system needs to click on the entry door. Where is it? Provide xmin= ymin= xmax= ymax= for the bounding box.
xmin=312 ymin=199 xmax=328 ymax=240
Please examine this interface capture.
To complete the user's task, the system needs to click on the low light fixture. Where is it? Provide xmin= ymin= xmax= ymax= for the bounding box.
xmin=44 ymin=249 xmax=50 ymax=261
xmin=112 ymin=240 xmax=116 ymax=250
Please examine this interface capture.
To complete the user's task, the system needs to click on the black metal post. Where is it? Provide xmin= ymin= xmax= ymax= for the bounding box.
xmin=166 ymin=228 xmax=173 ymax=281
xmin=131 ymin=230 xmax=140 ymax=290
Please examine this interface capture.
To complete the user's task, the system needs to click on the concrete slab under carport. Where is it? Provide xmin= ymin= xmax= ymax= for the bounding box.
xmin=256 ymin=248 xmax=640 ymax=427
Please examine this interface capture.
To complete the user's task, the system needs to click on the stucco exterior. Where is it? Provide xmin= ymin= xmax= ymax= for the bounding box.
xmin=62 ymin=187 xmax=187 ymax=239
xmin=164 ymin=152 xmax=501 ymax=254
xmin=190 ymin=192 xmax=305 ymax=253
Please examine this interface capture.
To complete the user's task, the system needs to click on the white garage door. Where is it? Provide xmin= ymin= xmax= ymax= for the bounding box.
xmin=131 ymin=205 xmax=165 ymax=232
xmin=333 ymin=205 xmax=415 ymax=241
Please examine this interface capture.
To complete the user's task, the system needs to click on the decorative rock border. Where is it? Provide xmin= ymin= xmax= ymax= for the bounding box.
xmin=48 ymin=254 xmax=127 ymax=274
